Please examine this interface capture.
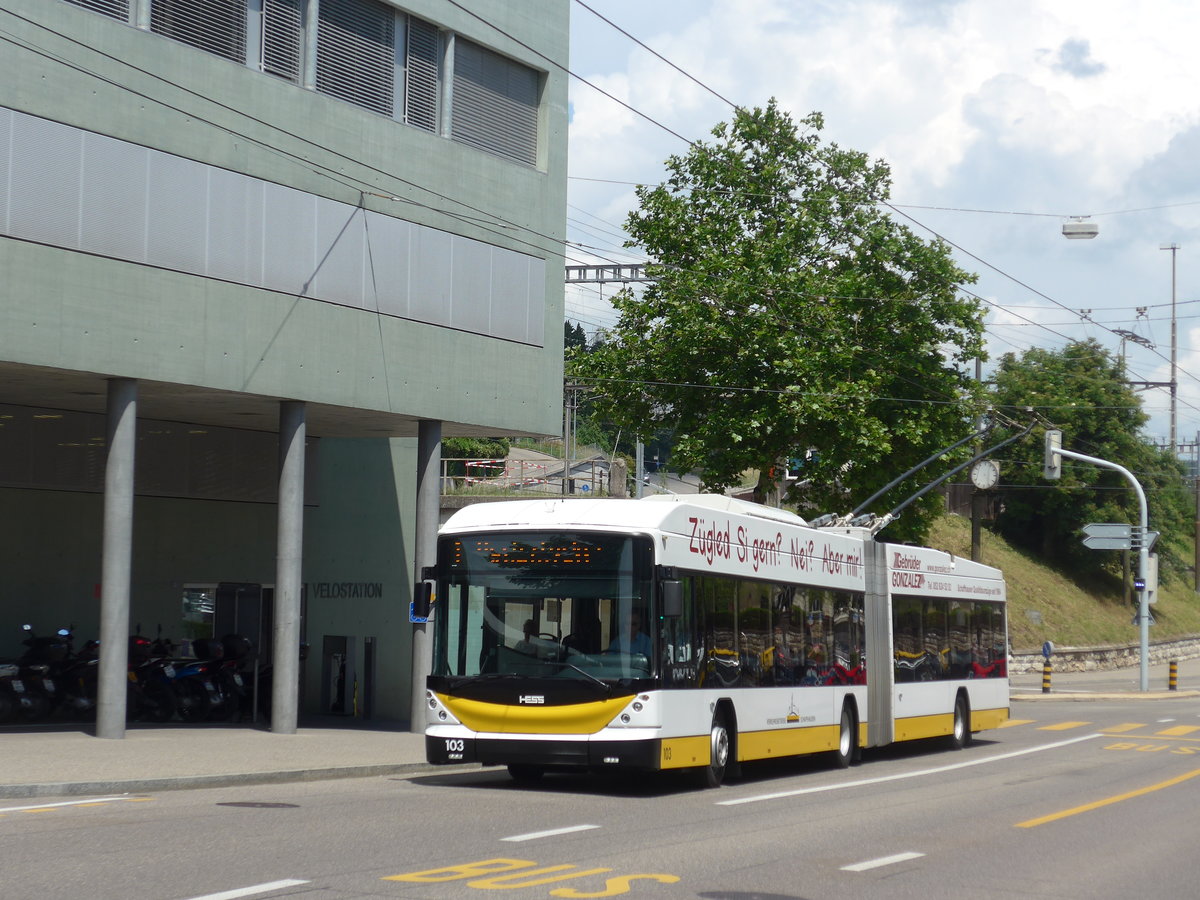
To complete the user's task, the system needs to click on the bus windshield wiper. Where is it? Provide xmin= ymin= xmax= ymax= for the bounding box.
xmin=552 ymin=660 xmax=613 ymax=693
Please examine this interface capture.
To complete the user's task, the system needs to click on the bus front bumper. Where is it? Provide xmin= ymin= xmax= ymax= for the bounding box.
xmin=425 ymin=731 xmax=662 ymax=770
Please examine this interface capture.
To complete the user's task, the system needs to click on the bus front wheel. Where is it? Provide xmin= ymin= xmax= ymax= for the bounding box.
xmin=702 ymin=713 xmax=731 ymax=788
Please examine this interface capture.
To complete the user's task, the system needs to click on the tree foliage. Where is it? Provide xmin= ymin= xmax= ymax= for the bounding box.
xmin=571 ymin=100 xmax=986 ymax=541
xmin=989 ymin=340 xmax=1191 ymax=579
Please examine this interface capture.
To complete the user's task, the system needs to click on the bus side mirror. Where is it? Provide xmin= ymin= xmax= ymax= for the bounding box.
xmin=661 ymin=580 xmax=683 ymax=618
xmin=412 ymin=581 xmax=433 ymax=620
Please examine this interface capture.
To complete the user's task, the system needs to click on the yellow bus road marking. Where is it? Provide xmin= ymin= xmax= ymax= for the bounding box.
xmin=1101 ymin=723 xmax=1145 ymax=734
xmin=998 ymin=719 xmax=1035 ymax=728
xmin=1104 ymin=741 xmax=1200 ymax=756
xmin=1038 ymin=721 xmax=1093 ymax=731
xmin=0 ymin=797 xmax=146 ymax=815
xmin=383 ymin=858 xmax=680 ymax=897
xmin=1015 ymin=768 xmax=1200 ymax=828
xmin=1156 ymin=725 xmax=1200 ymax=737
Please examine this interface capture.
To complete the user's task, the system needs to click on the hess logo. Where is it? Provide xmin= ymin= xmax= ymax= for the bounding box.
xmin=518 ymin=695 xmax=545 ymax=705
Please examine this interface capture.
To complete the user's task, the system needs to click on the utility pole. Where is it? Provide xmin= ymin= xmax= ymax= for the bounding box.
xmin=1161 ymin=243 xmax=1180 ymax=450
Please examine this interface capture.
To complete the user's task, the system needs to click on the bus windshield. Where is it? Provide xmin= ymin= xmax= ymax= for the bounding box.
xmin=433 ymin=531 xmax=656 ymax=682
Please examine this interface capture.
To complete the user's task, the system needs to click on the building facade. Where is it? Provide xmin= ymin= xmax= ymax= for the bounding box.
xmin=0 ymin=0 xmax=567 ymax=726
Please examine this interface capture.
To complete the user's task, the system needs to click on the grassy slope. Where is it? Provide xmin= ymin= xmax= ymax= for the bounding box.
xmin=923 ymin=514 xmax=1200 ymax=652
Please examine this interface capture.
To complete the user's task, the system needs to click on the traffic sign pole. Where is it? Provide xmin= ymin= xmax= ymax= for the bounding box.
xmin=1056 ymin=447 xmax=1152 ymax=692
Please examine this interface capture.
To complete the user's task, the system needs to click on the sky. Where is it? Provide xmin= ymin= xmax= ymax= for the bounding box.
xmin=562 ymin=0 xmax=1200 ymax=447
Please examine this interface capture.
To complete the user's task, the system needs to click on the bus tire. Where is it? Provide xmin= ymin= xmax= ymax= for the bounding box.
xmin=949 ymin=693 xmax=971 ymax=750
xmin=832 ymin=705 xmax=855 ymax=769
xmin=507 ymin=764 xmax=545 ymax=784
xmin=701 ymin=712 xmax=731 ymax=788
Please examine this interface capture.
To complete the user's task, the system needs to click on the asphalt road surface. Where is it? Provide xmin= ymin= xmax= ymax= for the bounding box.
xmin=5 ymin=696 xmax=1200 ymax=899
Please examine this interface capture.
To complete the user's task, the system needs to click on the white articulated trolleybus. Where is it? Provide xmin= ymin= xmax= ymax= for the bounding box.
xmin=424 ymin=494 xmax=1007 ymax=786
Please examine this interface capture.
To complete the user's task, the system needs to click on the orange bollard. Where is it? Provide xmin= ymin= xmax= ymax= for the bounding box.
xmin=1169 ymin=659 xmax=1178 ymax=691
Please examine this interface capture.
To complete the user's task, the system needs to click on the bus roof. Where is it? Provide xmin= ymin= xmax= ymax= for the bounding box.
xmin=440 ymin=494 xmax=809 ymax=534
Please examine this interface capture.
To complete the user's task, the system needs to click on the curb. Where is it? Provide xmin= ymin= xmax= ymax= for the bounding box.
xmin=1012 ymin=689 xmax=1200 ymax=702
xmin=0 ymin=760 xmax=476 ymax=801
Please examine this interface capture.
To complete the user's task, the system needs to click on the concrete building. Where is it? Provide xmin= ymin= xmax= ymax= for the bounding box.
xmin=0 ymin=0 xmax=567 ymax=731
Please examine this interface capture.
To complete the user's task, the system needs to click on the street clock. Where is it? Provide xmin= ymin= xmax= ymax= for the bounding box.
xmin=970 ymin=459 xmax=1000 ymax=490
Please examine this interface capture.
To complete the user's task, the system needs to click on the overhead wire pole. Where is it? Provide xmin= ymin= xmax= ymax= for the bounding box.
xmin=565 ymin=264 xmax=656 ymax=499
xmin=1161 ymin=243 xmax=1180 ymax=451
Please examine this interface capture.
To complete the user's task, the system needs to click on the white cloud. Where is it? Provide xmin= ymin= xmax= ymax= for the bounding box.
xmin=566 ymin=0 xmax=1200 ymax=438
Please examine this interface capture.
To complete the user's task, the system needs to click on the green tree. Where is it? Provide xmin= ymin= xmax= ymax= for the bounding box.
xmin=989 ymin=340 xmax=1191 ymax=579
xmin=572 ymin=100 xmax=986 ymax=541
xmin=564 ymin=320 xmax=587 ymax=353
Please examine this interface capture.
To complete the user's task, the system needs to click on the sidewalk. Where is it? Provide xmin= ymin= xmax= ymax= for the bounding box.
xmin=0 ymin=718 xmax=443 ymax=800
xmin=1010 ymin=653 xmax=1200 ymax=701
xmin=5 ymin=658 xmax=1200 ymax=800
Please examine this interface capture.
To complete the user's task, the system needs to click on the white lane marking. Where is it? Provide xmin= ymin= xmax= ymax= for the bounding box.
xmin=501 ymin=824 xmax=601 ymax=842
xmin=0 ymin=797 xmax=137 ymax=813
xmin=842 ymin=851 xmax=925 ymax=872
xmin=717 ymin=733 xmax=1101 ymax=806
xmin=183 ymin=880 xmax=310 ymax=900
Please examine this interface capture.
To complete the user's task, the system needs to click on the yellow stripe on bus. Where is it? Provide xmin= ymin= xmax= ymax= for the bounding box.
xmin=894 ymin=707 xmax=1007 ymax=742
xmin=660 ymin=735 xmax=711 ymax=769
xmin=738 ymin=724 xmax=841 ymax=761
xmin=971 ymin=707 xmax=1009 ymax=731
xmin=893 ymin=712 xmax=954 ymax=742
xmin=438 ymin=693 xmax=635 ymax=735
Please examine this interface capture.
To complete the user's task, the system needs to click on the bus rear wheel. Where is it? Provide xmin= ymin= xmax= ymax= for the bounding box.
xmin=949 ymin=694 xmax=971 ymax=750
xmin=701 ymin=713 xmax=731 ymax=788
xmin=832 ymin=705 xmax=855 ymax=768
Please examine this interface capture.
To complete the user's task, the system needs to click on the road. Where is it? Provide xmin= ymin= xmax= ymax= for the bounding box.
xmin=5 ymin=698 xmax=1200 ymax=899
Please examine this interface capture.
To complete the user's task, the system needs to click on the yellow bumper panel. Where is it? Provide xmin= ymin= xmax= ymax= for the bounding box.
xmin=438 ymin=693 xmax=635 ymax=735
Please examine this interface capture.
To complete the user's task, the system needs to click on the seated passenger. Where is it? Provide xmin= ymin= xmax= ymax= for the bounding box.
xmin=608 ymin=610 xmax=652 ymax=656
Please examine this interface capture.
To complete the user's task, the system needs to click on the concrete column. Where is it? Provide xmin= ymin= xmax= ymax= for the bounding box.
xmin=302 ymin=0 xmax=319 ymax=90
xmin=409 ymin=420 xmax=441 ymax=733
xmin=96 ymin=378 xmax=137 ymax=739
xmin=272 ymin=401 xmax=306 ymax=734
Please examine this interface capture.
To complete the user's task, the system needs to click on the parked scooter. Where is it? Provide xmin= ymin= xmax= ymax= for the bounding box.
xmin=186 ymin=636 xmax=253 ymax=722
xmin=13 ymin=625 xmax=68 ymax=721
xmin=126 ymin=634 xmax=178 ymax=723
xmin=0 ymin=662 xmax=24 ymax=723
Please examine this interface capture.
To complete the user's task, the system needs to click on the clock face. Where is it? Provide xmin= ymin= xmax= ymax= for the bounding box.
xmin=970 ymin=459 xmax=1000 ymax=490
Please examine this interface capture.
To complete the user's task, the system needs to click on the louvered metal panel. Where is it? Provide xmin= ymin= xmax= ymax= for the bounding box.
xmin=64 ymin=0 xmax=130 ymax=20
xmin=1 ymin=105 xmax=546 ymax=346
xmin=404 ymin=15 xmax=440 ymax=131
xmin=451 ymin=39 xmax=538 ymax=166
xmin=262 ymin=0 xmax=302 ymax=82
xmin=150 ymin=0 xmax=248 ymax=63
xmin=316 ymin=0 xmax=395 ymax=117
